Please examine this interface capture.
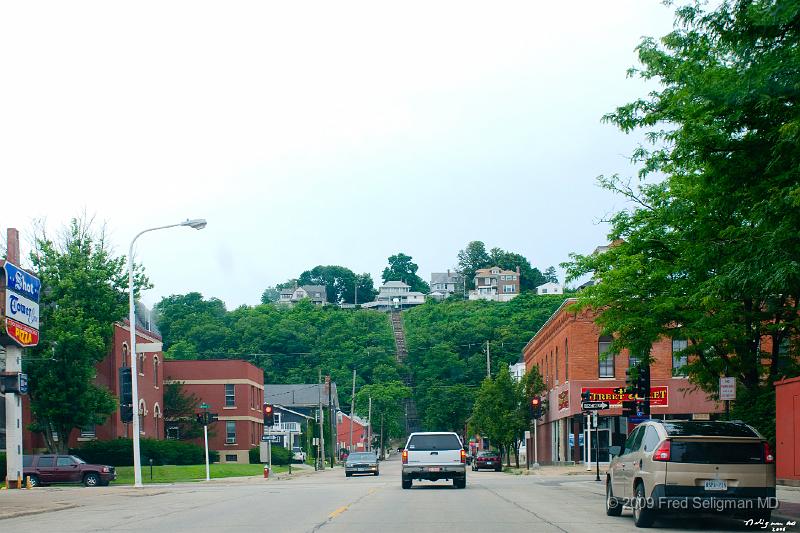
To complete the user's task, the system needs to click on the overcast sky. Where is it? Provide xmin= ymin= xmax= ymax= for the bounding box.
xmin=1 ymin=1 xmax=676 ymax=309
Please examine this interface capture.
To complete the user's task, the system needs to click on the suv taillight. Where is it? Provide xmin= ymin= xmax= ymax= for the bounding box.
xmin=652 ymin=440 xmax=671 ymax=461
xmin=402 ymin=450 xmax=408 ymax=464
xmin=460 ymin=449 xmax=466 ymax=464
xmin=764 ymin=442 xmax=774 ymax=464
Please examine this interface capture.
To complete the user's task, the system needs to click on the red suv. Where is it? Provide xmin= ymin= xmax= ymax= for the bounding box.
xmin=472 ymin=450 xmax=502 ymax=472
xmin=23 ymin=454 xmax=116 ymax=487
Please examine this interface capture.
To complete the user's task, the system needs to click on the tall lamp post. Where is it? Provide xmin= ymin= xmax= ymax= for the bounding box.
xmin=129 ymin=218 xmax=207 ymax=488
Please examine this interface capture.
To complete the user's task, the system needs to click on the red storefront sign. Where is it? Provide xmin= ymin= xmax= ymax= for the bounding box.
xmin=581 ymin=386 xmax=668 ymax=407
xmin=5 ymin=317 xmax=39 ymax=347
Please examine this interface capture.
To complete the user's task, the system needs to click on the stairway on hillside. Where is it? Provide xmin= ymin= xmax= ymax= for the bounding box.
xmin=388 ymin=311 xmax=420 ymax=433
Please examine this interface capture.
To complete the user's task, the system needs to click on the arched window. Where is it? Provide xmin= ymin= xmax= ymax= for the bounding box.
xmin=598 ymin=336 xmax=614 ymax=378
xmin=122 ymin=343 xmax=129 ymax=367
xmin=153 ymin=356 xmax=160 ymax=388
xmin=138 ymin=399 xmax=147 ymax=434
xmin=153 ymin=403 xmax=161 ymax=440
xmin=138 ymin=352 xmax=145 ymax=376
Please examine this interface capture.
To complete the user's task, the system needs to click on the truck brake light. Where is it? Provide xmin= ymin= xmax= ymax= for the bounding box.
xmin=460 ymin=449 xmax=466 ymax=464
xmin=402 ymin=449 xmax=408 ymax=464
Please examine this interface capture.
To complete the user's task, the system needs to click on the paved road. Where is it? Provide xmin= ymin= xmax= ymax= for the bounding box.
xmin=0 ymin=457 xmax=773 ymax=532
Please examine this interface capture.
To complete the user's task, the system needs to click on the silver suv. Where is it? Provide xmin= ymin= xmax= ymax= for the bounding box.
xmin=606 ymin=420 xmax=776 ymax=527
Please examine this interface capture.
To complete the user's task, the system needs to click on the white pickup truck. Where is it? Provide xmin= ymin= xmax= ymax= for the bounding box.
xmin=401 ymin=432 xmax=466 ymax=489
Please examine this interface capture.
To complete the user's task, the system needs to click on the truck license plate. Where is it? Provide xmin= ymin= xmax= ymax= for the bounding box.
xmin=704 ymin=480 xmax=727 ymax=491
xmin=427 ymin=467 xmax=440 ymax=472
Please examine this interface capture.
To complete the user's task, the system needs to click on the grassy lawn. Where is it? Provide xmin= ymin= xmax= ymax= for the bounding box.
xmin=112 ymin=463 xmax=289 ymax=485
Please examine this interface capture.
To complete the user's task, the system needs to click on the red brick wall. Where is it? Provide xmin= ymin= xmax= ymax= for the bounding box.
xmin=775 ymin=376 xmax=800 ymax=483
xmin=163 ymin=360 xmax=264 ymax=462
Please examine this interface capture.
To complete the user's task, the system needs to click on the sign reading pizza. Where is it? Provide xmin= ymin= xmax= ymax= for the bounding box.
xmin=581 ymin=386 xmax=668 ymax=407
xmin=3 ymin=261 xmax=41 ymax=348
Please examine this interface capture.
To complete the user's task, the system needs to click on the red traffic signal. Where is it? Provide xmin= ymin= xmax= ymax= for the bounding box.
xmin=531 ymin=397 xmax=541 ymax=407
xmin=263 ymin=403 xmax=275 ymax=426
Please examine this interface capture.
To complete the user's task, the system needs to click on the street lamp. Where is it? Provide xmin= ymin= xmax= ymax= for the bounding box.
xmin=128 ymin=218 xmax=206 ymax=488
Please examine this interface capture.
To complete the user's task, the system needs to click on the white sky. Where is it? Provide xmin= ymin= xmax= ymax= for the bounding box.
xmin=1 ymin=1 xmax=675 ymax=309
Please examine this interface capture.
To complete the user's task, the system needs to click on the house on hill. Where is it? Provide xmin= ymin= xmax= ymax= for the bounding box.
xmin=278 ymin=285 xmax=328 ymax=306
xmin=468 ymin=266 xmax=520 ymax=302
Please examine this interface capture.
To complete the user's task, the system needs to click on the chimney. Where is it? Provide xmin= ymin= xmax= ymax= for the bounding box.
xmin=447 ymin=269 xmax=450 ymax=276
xmin=516 ymin=266 xmax=520 ymax=275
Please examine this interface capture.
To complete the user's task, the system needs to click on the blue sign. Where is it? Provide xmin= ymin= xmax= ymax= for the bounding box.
xmin=4 ymin=262 xmax=41 ymax=302
xmin=628 ymin=416 xmax=651 ymax=424
xmin=7 ymin=291 xmax=39 ymax=329
xmin=19 ymin=373 xmax=28 ymax=394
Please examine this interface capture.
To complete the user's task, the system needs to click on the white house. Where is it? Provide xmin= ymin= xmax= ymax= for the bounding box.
xmin=536 ymin=282 xmax=563 ymax=295
xmin=361 ymin=281 xmax=426 ymax=311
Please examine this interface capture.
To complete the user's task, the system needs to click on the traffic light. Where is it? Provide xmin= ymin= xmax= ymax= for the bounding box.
xmin=621 ymin=400 xmax=637 ymax=418
xmin=581 ymin=389 xmax=591 ymax=404
xmin=636 ymin=364 xmax=651 ymax=416
xmin=263 ymin=403 xmax=275 ymax=426
xmin=118 ymin=367 xmax=133 ymax=423
xmin=530 ymin=396 xmax=543 ymax=419
xmin=196 ymin=413 xmax=205 ymax=425
xmin=624 ymin=367 xmax=637 ymax=396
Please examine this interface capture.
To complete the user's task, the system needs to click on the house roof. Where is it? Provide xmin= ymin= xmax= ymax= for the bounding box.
xmin=381 ymin=281 xmax=410 ymax=288
xmin=273 ymin=404 xmax=313 ymax=419
xmin=430 ymin=272 xmax=462 ymax=284
xmin=474 ymin=266 xmax=516 ymax=277
xmin=301 ymin=285 xmax=327 ymax=298
xmin=264 ymin=383 xmax=340 ymax=409
xmin=536 ymin=282 xmax=561 ymax=289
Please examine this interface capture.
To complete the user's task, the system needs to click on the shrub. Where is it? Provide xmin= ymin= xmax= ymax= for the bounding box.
xmin=270 ymin=445 xmax=291 ymax=465
xmin=0 ymin=452 xmax=6 ymax=481
xmin=249 ymin=446 xmax=260 ymax=464
xmin=71 ymin=438 xmax=213 ymax=466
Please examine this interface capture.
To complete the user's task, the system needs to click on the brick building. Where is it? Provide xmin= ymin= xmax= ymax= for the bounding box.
xmin=163 ymin=359 xmax=264 ymax=463
xmin=522 ymin=298 xmax=724 ymax=466
xmin=336 ymin=412 xmax=370 ymax=454
xmin=22 ymin=321 xmax=165 ymax=451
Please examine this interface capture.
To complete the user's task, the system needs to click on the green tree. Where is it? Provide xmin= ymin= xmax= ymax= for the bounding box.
xmin=297 ymin=265 xmax=377 ymax=304
xmin=355 ymin=381 xmax=411 ymax=452
xmin=25 ymin=217 xmax=148 ymax=452
xmin=488 ymin=248 xmax=546 ymax=292
xmin=457 ymin=241 xmax=491 ymax=283
xmin=542 ymin=266 xmax=558 ymax=284
xmin=260 ymin=280 xmax=296 ymax=304
xmin=162 ymin=381 xmax=203 ymax=440
xmin=470 ymin=367 xmax=523 ymax=467
xmin=564 ymin=0 xmax=800 ymax=443
xmin=382 ymin=253 xmax=429 ymax=293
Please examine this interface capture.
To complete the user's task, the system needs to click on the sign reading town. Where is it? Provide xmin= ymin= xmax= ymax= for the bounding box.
xmin=581 ymin=386 xmax=669 ymax=407
xmin=3 ymin=262 xmax=41 ymax=347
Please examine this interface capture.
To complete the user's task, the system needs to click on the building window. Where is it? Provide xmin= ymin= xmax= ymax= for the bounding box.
xmin=778 ymin=338 xmax=791 ymax=372
xmin=122 ymin=343 xmax=129 ymax=367
xmin=80 ymin=425 xmax=96 ymax=439
xmin=503 ymin=285 xmax=514 ymax=293
xmin=225 ymin=384 xmax=235 ymax=407
xmin=598 ymin=336 xmax=614 ymax=378
xmin=541 ymin=288 xmax=548 ymax=294
xmin=564 ymin=338 xmax=569 ymax=381
xmin=226 ymin=421 xmax=236 ymax=444
xmin=672 ymin=339 xmax=688 ymax=376
xmin=153 ymin=357 xmax=160 ymax=387
xmin=153 ymin=403 xmax=161 ymax=440
xmin=167 ymin=425 xmax=179 ymax=440
xmin=138 ymin=352 xmax=145 ymax=376
xmin=629 ymin=352 xmax=641 ymax=370
xmin=226 ymin=454 xmax=238 ymax=462
xmin=138 ymin=400 xmax=147 ymax=433
xmin=555 ymin=346 xmax=559 ymax=383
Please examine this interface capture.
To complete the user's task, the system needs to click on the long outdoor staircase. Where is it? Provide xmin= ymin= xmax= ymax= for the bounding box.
xmin=389 ymin=311 xmax=421 ymax=433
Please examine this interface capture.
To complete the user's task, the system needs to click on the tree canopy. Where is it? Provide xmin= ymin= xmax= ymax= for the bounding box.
xmin=298 ymin=265 xmax=377 ymax=305
xmin=457 ymin=240 xmax=549 ymax=292
xmin=25 ymin=218 xmax=148 ymax=452
xmin=382 ymin=253 xmax=429 ymax=293
xmin=565 ymin=0 xmax=800 ymax=442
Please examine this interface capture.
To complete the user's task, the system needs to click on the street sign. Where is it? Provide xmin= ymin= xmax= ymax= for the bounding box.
xmin=200 ymin=402 xmax=210 ymax=409
xmin=581 ymin=401 xmax=610 ymax=410
xmin=262 ymin=435 xmax=280 ymax=442
xmin=719 ymin=377 xmax=736 ymax=401
xmin=135 ymin=342 xmax=163 ymax=353
xmin=3 ymin=262 xmax=41 ymax=348
xmin=18 ymin=373 xmax=28 ymax=394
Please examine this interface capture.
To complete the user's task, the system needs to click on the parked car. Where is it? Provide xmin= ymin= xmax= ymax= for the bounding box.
xmin=472 ymin=450 xmax=502 ymax=472
xmin=23 ymin=454 xmax=116 ymax=487
xmin=401 ymin=431 xmax=466 ymax=489
xmin=292 ymin=447 xmax=307 ymax=463
xmin=605 ymin=420 xmax=776 ymax=528
xmin=345 ymin=452 xmax=379 ymax=477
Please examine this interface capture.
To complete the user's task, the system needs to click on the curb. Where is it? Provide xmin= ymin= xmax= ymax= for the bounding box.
xmin=0 ymin=503 xmax=77 ymax=521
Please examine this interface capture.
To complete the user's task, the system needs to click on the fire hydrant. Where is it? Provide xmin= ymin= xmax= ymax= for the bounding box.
xmin=263 ymin=465 xmax=270 ymax=479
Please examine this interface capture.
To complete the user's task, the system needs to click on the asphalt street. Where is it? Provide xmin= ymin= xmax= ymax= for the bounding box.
xmin=0 ymin=457 xmax=779 ymax=532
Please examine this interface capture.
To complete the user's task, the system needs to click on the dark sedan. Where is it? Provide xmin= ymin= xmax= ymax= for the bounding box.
xmin=345 ymin=452 xmax=379 ymax=477
xmin=471 ymin=450 xmax=502 ymax=472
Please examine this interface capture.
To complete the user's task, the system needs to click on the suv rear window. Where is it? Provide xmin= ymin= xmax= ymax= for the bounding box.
xmin=407 ymin=434 xmax=462 ymax=451
xmin=661 ymin=421 xmax=759 ymax=438
xmin=671 ymin=441 xmax=765 ymax=464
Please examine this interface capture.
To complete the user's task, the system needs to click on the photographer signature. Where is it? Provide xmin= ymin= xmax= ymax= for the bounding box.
xmin=744 ymin=518 xmax=797 ymax=531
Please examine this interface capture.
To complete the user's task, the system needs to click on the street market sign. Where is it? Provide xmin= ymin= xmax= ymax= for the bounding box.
xmin=581 ymin=386 xmax=669 ymax=407
xmin=3 ymin=262 xmax=41 ymax=347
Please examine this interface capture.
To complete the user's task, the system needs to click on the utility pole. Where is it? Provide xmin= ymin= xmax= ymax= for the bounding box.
xmin=380 ymin=413 xmax=385 ymax=460
xmin=318 ymin=369 xmax=325 ymax=470
xmin=367 ymin=396 xmax=372 ymax=451
xmin=328 ymin=375 xmax=334 ymax=467
xmin=355 ymin=284 xmax=358 ymax=306
xmin=349 ymin=369 xmax=356 ymax=453
xmin=485 ymin=340 xmax=491 ymax=378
